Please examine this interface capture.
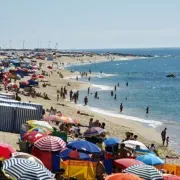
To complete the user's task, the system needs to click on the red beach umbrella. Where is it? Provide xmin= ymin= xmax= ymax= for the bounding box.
xmin=23 ymin=131 xmax=47 ymax=144
xmin=34 ymin=136 xmax=66 ymax=151
xmin=0 ymin=143 xmax=16 ymax=160
xmin=114 ymin=158 xmax=144 ymax=170
xmin=105 ymin=173 xmax=143 ymax=180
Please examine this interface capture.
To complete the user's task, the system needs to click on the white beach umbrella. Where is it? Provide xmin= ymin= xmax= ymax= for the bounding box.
xmin=123 ymin=140 xmax=148 ymax=150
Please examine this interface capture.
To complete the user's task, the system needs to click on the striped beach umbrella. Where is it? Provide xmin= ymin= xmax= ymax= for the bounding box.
xmin=34 ymin=136 xmax=66 ymax=151
xmin=3 ymin=158 xmax=54 ymax=180
xmin=84 ymin=127 xmax=105 ymax=137
xmin=123 ymin=164 xmax=163 ymax=180
xmin=12 ymin=152 xmax=43 ymax=165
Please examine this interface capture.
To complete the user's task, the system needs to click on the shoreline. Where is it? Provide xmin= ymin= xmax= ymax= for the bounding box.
xmin=1 ymin=54 xmax=179 ymax=162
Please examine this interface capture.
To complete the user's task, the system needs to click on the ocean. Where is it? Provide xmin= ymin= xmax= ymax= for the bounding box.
xmin=66 ymin=48 xmax=180 ymax=152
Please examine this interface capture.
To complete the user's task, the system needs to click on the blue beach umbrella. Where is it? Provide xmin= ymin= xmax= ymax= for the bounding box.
xmin=60 ymin=148 xmax=91 ymax=160
xmin=104 ymin=137 xmax=121 ymax=146
xmin=136 ymin=154 xmax=164 ymax=166
xmin=67 ymin=140 xmax=101 ymax=154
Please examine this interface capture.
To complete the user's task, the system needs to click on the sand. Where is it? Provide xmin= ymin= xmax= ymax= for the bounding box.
xmin=1 ymin=54 xmax=179 ymax=164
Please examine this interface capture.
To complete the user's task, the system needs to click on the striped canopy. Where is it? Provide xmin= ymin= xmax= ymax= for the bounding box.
xmin=84 ymin=127 xmax=105 ymax=137
xmin=34 ymin=136 xmax=66 ymax=151
xmin=123 ymin=164 xmax=163 ymax=180
xmin=3 ymin=158 xmax=54 ymax=180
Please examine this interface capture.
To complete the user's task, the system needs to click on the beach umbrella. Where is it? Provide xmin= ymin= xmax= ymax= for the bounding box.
xmin=123 ymin=164 xmax=163 ymax=180
xmin=105 ymin=173 xmax=142 ymax=180
xmin=23 ymin=131 xmax=47 ymax=144
xmin=114 ymin=158 xmax=144 ymax=170
xmin=136 ymin=154 xmax=164 ymax=166
xmin=43 ymin=115 xmax=61 ymax=121
xmin=16 ymin=74 xmax=21 ymax=80
xmin=27 ymin=120 xmax=53 ymax=130
xmin=104 ymin=137 xmax=121 ymax=146
xmin=67 ymin=140 xmax=101 ymax=154
xmin=83 ymin=127 xmax=105 ymax=137
xmin=163 ymin=174 xmax=180 ymax=180
xmin=12 ymin=152 xmax=43 ymax=165
xmin=0 ymin=143 xmax=16 ymax=160
xmin=56 ymin=116 xmax=79 ymax=124
xmin=123 ymin=140 xmax=148 ymax=150
xmin=60 ymin=148 xmax=91 ymax=160
xmin=3 ymin=158 xmax=54 ymax=180
xmin=34 ymin=136 xmax=66 ymax=151
xmin=28 ymin=127 xmax=52 ymax=135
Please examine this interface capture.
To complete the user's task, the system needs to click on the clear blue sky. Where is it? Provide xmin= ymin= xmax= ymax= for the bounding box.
xmin=1 ymin=0 xmax=180 ymax=49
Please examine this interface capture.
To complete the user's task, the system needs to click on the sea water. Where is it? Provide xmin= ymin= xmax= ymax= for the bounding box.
xmin=66 ymin=48 xmax=180 ymax=152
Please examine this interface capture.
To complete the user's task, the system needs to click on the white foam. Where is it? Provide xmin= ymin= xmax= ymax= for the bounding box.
xmin=93 ymin=72 xmax=116 ymax=78
xmin=82 ymin=106 xmax=163 ymax=128
xmin=92 ymin=84 xmax=113 ymax=91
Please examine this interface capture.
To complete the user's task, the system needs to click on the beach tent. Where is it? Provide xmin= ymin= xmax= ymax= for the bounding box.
xmin=60 ymin=159 xmax=96 ymax=179
xmin=32 ymin=136 xmax=66 ymax=171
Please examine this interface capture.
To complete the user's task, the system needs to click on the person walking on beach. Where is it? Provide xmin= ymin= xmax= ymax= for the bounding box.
xmin=126 ymin=82 xmax=129 ymax=87
xmin=57 ymin=93 xmax=59 ymax=101
xmin=161 ymin=128 xmax=167 ymax=146
xmin=76 ymin=76 xmax=78 ymax=81
xmin=88 ymin=77 xmax=91 ymax=81
xmin=166 ymin=137 xmax=169 ymax=147
xmin=76 ymin=91 xmax=79 ymax=100
xmin=88 ymin=87 xmax=90 ymax=95
xmin=94 ymin=91 xmax=98 ymax=99
xmin=146 ymin=107 xmax=149 ymax=114
xmin=84 ymin=96 xmax=88 ymax=105
xmin=73 ymin=93 xmax=77 ymax=104
xmin=114 ymin=85 xmax=116 ymax=91
xmin=111 ymin=90 xmax=114 ymax=97
xmin=69 ymin=90 xmax=73 ymax=101
xmin=120 ymin=103 xmax=123 ymax=112
xmin=117 ymin=83 xmax=120 ymax=87
xmin=114 ymin=94 xmax=116 ymax=100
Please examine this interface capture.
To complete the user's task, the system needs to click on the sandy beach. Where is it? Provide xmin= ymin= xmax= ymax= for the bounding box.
xmin=0 ymin=54 xmax=179 ymax=164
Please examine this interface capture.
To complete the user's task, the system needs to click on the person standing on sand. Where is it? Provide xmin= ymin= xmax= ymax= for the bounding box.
xmin=111 ymin=90 xmax=114 ymax=97
xmin=57 ymin=93 xmax=59 ymax=101
xmin=120 ymin=103 xmax=123 ymax=112
xmin=114 ymin=94 xmax=116 ymax=100
xmin=76 ymin=91 xmax=79 ymax=100
xmin=73 ymin=93 xmax=77 ymax=104
xmin=126 ymin=82 xmax=129 ymax=87
xmin=114 ymin=85 xmax=116 ymax=91
xmin=84 ymin=96 xmax=88 ymax=105
xmin=146 ymin=107 xmax=149 ymax=114
xmin=94 ymin=91 xmax=98 ymax=99
xmin=166 ymin=137 xmax=169 ymax=147
xmin=88 ymin=77 xmax=91 ymax=81
xmin=117 ymin=83 xmax=120 ymax=87
xmin=161 ymin=128 xmax=167 ymax=146
xmin=69 ymin=90 xmax=73 ymax=101
xmin=88 ymin=87 xmax=90 ymax=95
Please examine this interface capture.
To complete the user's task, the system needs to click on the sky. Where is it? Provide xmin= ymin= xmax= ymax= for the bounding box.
xmin=0 ymin=0 xmax=180 ymax=49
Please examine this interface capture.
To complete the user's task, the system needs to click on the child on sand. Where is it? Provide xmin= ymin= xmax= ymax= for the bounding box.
xmin=166 ymin=137 xmax=169 ymax=147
